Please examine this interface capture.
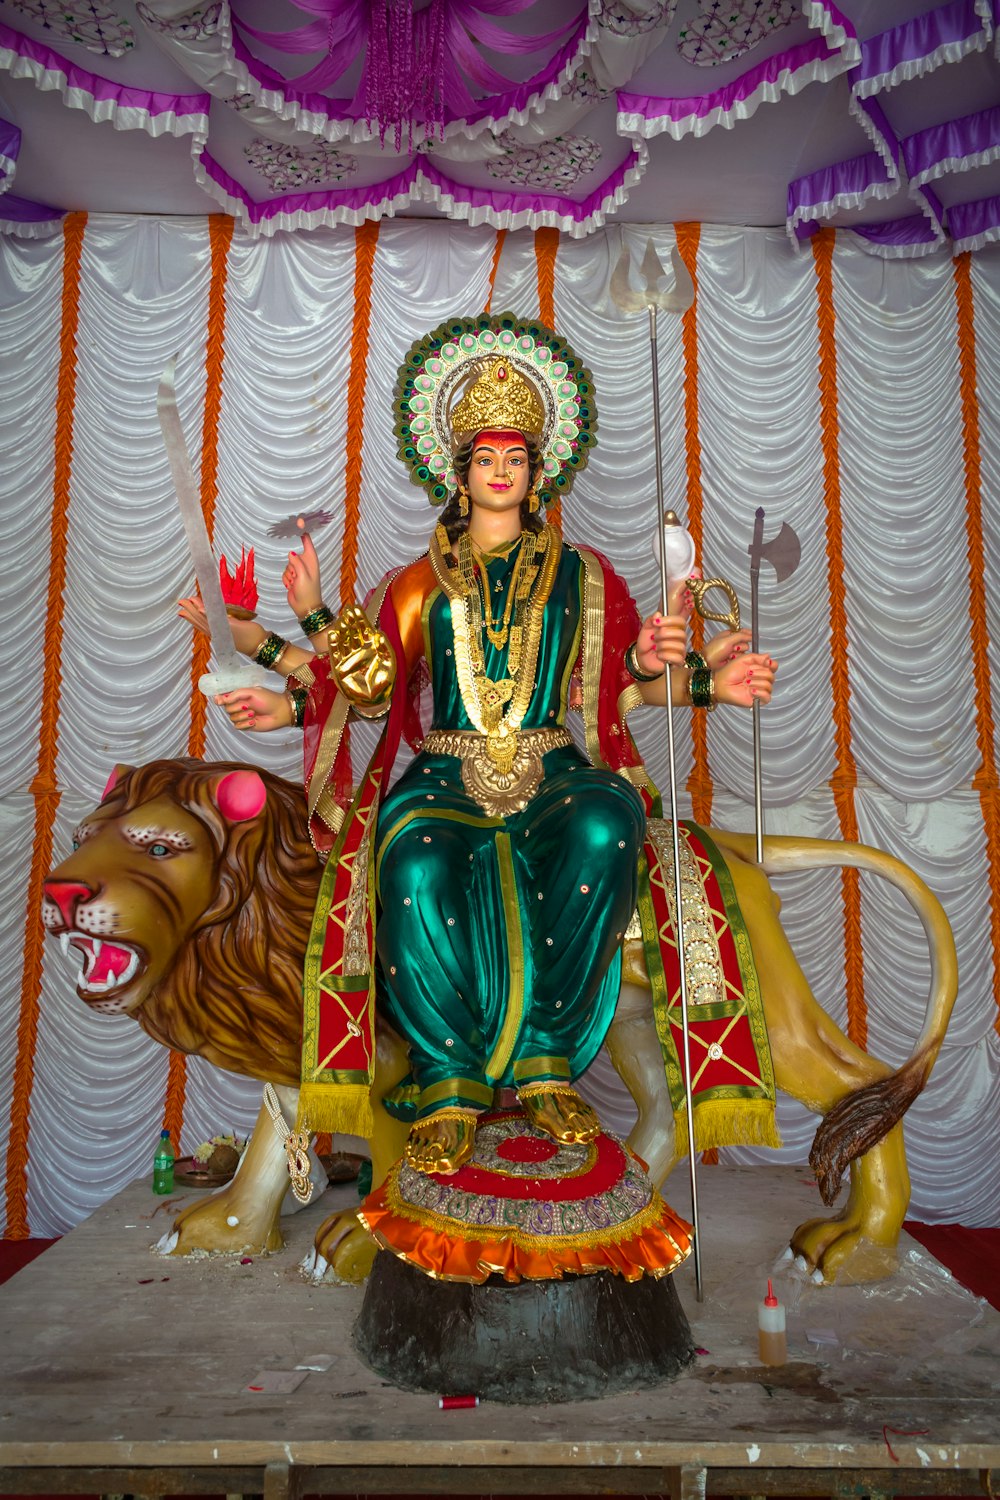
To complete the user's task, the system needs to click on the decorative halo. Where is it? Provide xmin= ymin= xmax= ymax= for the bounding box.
xmin=394 ymin=313 xmax=598 ymax=507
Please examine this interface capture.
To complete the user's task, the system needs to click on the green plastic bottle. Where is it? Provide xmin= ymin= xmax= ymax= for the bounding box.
xmin=152 ymin=1129 xmax=175 ymax=1194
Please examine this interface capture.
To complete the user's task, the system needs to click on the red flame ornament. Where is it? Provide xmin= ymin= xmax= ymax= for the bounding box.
xmin=218 ymin=547 xmax=258 ymax=619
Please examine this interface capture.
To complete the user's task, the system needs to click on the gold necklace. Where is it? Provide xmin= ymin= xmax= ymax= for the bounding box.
xmin=429 ymin=525 xmax=561 ymax=776
xmin=463 ymin=532 xmax=539 ymax=660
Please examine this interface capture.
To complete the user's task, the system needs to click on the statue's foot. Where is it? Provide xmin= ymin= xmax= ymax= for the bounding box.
xmin=519 ymin=1084 xmax=601 ymax=1144
xmin=405 ymin=1109 xmax=478 ymax=1175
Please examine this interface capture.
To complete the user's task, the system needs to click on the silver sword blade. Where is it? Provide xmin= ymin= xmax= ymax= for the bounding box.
xmin=157 ymin=356 xmax=243 ymax=678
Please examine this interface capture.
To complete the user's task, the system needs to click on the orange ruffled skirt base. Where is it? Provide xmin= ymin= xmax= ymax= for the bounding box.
xmin=357 ymin=1109 xmax=693 ymax=1286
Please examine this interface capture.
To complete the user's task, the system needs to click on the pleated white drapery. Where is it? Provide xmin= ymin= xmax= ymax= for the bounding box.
xmin=1 ymin=216 xmax=998 ymax=1236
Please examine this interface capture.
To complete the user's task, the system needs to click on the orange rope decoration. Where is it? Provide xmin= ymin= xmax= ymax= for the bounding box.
xmin=954 ymin=252 xmax=1000 ymax=1033
xmin=812 ymin=228 xmax=866 ymax=1050
xmin=5 ymin=212 xmax=87 ymax=1237
xmin=186 ymin=215 xmax=234 ymax=761
xmin=484 ymin=228 xmax=506 ymax=314
xmin=340 ymin=220 xmax=380 ymax=607
xmin=534 ymin=228 xmax=562 ymax=531
xmin=534 ymin=227 xmax=558 ymax=327
xmin=674 ymin=223 xmax=712 ymax=827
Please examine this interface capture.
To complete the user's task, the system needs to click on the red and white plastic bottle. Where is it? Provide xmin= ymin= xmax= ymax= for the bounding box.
xmin=757 ymin=1279 xmax=787 ymax=1366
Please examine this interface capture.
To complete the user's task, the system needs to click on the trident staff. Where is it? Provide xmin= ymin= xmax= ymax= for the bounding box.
xmin=610 ymin=239 xmax=707 ymax=1300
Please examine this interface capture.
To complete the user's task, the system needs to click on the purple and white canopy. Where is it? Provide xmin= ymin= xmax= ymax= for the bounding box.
xmin=0 ymin=0 xmax=997 ymax=254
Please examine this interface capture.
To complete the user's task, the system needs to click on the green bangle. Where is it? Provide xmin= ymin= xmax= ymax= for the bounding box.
xmin=287 ymin=687 xmax=309 ymax=728
xmin=685 ymin=650 xmax=708 ymax=673
xmin=689 ymin=669 xmax=717 ymax=711
xmin=299 ymin=605 xmax=335 ymax=638
xmin=254 ymin=632 xmax=289 ymax=670
xmin=625 ymin=641 xmax=664 ymax=683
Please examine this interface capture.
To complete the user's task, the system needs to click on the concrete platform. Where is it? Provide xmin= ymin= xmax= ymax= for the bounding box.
xmin=2 ymin=1163 xmax=997 ymax=1498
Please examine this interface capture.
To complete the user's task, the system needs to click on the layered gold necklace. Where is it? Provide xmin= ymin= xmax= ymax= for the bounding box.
xmin=430 ymin=523 xmax=560 ymax=777
xmin=461 ymin=531 xmax=539 ymax=672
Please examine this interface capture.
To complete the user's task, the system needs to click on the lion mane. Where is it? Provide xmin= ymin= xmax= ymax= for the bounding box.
xmin=105 ymin=759 xmax=321 ymax=1085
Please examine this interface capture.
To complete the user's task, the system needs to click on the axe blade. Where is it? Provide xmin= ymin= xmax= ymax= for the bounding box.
xmin=752 ymin=519 xmax=801 ymax=583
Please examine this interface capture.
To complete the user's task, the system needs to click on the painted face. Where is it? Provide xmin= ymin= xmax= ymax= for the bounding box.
xmin=465 ymin=430 xmax=532 ymax=513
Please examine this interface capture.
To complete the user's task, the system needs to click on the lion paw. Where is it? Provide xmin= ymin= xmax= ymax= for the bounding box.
xmin=305 ymin=1210 xmax=377 ymax=1285
xmin=791 ymin=1215 xmax=899 ymax=1285
xmin=156 ymin=1194 xmax=285 ymax=1257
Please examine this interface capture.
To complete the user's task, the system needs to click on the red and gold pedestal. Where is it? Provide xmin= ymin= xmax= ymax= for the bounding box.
xmin=353 ymin=1110 xmax=695 ymax=1403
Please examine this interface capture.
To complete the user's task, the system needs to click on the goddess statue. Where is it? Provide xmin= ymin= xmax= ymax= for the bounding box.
xmin=180 ymin=316 xmax=775 ymax=1179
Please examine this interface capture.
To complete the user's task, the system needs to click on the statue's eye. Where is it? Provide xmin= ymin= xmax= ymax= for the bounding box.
xmin=71 ymin=838 xmax=80 ymax=851
xmin=148 ymin=843 xmax=171 ymax=858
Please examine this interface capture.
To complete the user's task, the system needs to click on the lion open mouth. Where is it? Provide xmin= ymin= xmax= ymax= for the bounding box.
xmin=60 ymin=931 xmax=142 ymax=1003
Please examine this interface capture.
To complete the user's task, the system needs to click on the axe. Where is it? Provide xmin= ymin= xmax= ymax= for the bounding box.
xmin=748 ymin=508 xmax=800 ymax=863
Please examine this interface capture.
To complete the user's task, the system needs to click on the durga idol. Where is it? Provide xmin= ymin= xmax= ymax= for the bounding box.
xmin=186 ymin=316 xmax=776 ymax=1180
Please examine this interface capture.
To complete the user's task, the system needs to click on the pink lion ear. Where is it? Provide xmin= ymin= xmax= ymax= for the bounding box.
xmin=101 ymin=765 xmax=133 ymax=801
xmin=214 ymin=770 xmax=267 ymax=823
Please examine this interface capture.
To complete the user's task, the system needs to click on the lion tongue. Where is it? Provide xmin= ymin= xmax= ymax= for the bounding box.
xmin=75 ymin=937 xmax=133 ymax=987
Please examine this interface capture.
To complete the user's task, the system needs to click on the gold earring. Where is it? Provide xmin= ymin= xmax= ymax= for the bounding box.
xmin=527 ymin=487 xmax=539 ymax=514
xmin=458 ymin=484 xmax=469 ymax=517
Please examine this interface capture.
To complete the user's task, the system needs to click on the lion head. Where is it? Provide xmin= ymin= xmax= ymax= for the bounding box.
xmin=43 ymin=759 xmax=322 ymax=1086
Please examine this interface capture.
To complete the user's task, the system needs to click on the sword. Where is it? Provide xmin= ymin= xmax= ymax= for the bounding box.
xmin=157 ymin=357 xmax=264 ymax=698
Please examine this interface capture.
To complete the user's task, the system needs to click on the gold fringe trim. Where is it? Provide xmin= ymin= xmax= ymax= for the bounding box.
xmin=296 ymin=1083 xmax=374 ymax=1139
xmin=673 ymin=1099 xmax=781 ymax=1162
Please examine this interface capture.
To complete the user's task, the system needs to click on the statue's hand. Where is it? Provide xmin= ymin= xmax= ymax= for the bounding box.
xmin=282 ymin=532 xmax=323 ymax=620
xmin=702 ymin=628 xmax=751 ymax=670
xmin=713 ymin=652 xmax=777 ymax=708
xmin=214 ymin=687 xmax=293 ymax=732
xmin=178 ymin=594 xmax=265 ymax=658
xmin=329 ymin=603 xmax=395 ymax=706
xmin=636 ymin=612 xmax=688 ymax=675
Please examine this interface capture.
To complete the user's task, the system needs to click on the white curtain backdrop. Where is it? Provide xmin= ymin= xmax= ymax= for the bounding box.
xmin=1 ymin=216 xmax=998 ymax=1235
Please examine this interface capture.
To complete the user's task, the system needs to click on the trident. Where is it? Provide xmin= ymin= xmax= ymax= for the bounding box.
xmin=610 ymin=237 xmax=709 ymax=1299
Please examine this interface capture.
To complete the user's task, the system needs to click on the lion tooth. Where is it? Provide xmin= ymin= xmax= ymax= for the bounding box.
xmin=59 ymin=933 xmax=70 ymax=957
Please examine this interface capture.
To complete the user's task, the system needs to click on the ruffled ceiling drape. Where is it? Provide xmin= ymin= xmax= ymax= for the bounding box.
xmin=1 ymin=214 xmax=998 ymax=1237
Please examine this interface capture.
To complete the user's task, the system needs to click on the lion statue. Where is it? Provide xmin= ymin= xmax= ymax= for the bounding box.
xmin=42 ymin=758 xmax=957 ymax=1286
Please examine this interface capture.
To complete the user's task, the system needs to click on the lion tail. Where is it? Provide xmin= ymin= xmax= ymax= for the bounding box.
xmin=808 ymin=1059 xmax=929 ymax=1206
xmin=709 ymin=830 xmax=960 ymax=1204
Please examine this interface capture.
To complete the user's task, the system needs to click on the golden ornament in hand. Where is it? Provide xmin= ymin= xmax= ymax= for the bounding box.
xmin=327 ymin=603 xmax=396 ymax=707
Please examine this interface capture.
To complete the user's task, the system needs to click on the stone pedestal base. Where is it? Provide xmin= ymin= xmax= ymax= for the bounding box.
xmin=354 ymin=1250 xmax=695 ymax=1404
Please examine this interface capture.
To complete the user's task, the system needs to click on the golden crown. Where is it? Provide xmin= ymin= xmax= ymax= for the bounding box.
xmin=448 ymin=357 xmax=546 ymax=444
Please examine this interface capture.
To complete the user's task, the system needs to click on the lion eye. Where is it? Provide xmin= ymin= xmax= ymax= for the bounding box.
xmin=148 ymin=843 xmax=171 ymax=858
xmin=72 ymin=839 xmax=80 ymax=851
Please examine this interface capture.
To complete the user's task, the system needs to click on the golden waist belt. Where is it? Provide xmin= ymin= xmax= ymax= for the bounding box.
xmin=420 ymin=728 xmax=573 ymax=816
